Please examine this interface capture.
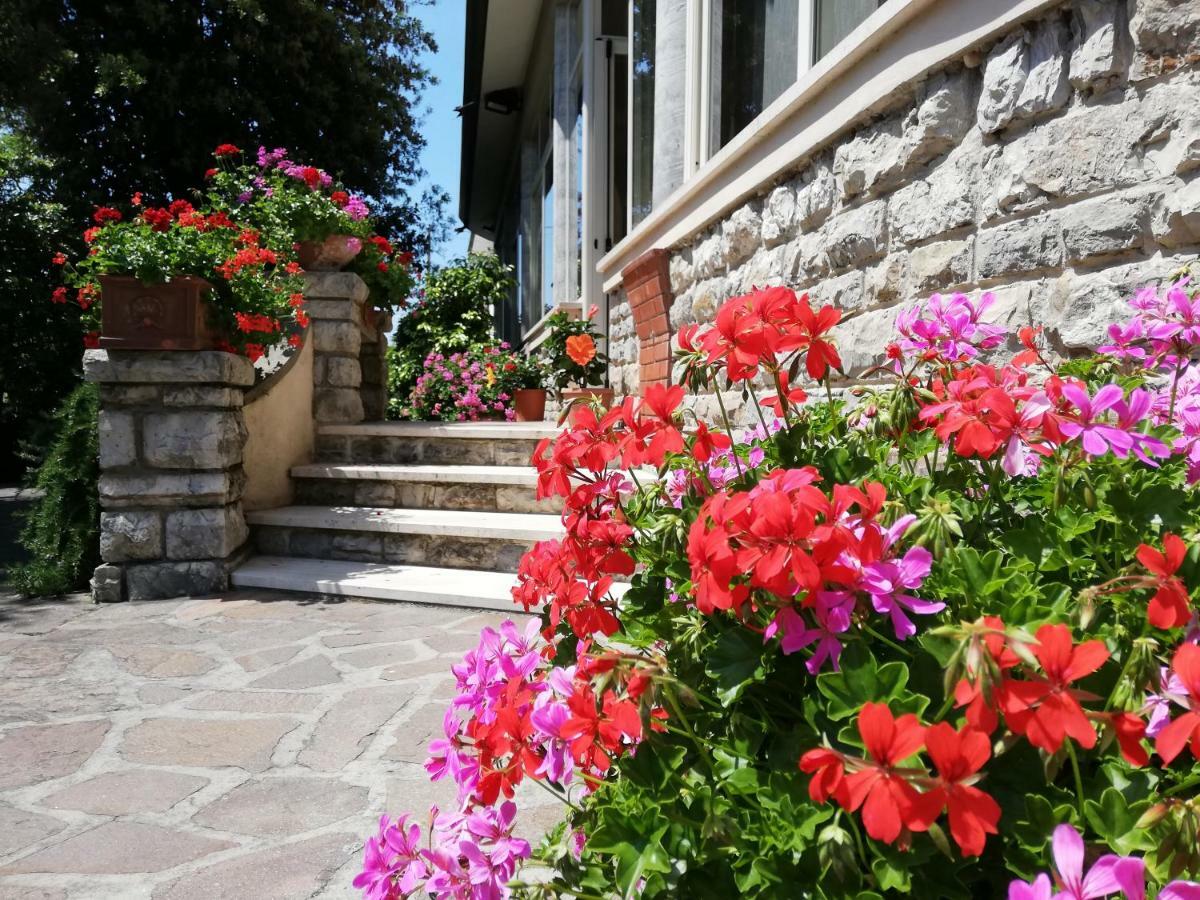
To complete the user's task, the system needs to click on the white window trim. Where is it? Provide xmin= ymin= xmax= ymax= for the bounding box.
xmin=600 ymin=0 xmax=1060 ymax=292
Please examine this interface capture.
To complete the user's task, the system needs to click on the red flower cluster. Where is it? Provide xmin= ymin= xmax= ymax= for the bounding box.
xmin=215 ymin=244 xmax=277 ymax=280
xmin=234 ymin=312 xmax=280 ymax=334
xmin=1157 ymin=643 xmax=1200 ymax=764
xmin=213 ymin=143 xmax=241 ymax=157
xmin=800 ymin=703 xmax=1000 ymax=856
xmin=92 ymin=206 xmax=122 ymax=225
xmin=693 ymin=286 xmax=842 ymax=383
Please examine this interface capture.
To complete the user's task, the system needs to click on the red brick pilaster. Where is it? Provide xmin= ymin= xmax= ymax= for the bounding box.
xmin=621 ymin=248 xmax=674 ymax=389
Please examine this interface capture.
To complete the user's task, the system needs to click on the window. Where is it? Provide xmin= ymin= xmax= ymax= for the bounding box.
xmin=815 ymin=0 xmax=887 ymax=60
xmin=708 ymin=0 xmax=799 ymax=154
xmin=630 ymin=0 xmax=656 ymax=227
xmin=541 ymin=154 xmax=554 ymax=315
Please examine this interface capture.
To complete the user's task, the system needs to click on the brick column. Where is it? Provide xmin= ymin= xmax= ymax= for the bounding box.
xmin=305 ymin=272 xmax=369 ymax=425
xmin=84 ymin=350 xmax=253 ymax=602
xmin=621 ymin=248 xmax=674 ymax=388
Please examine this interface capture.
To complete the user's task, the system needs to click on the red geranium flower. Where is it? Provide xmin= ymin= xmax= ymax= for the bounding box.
xmin=214 ymin=143 xmax=241 ymax=157
xmin=1136 ymin=534 xmax=1192 ymax=629
xmin=923 ymin=723 xmax=1000 ymax=857
xmin=93 ymin=206 xmax=122 ymax=225
xmin=842 ymin=703 xmax=939 ymax=845
xmin=1155 ymin=643 xmax=1200 ymax=765
xmin=330 ymin=190 xmax=350 ymax=207
xmin=50 ymin=287 xmax=68 ymax=304
xmin=791 ymin=295 xmax=843 ymax=380
xmin=995 ymin=624 xmax=1108 ymax=754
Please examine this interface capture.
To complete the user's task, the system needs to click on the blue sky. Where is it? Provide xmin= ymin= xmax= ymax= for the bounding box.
xmin=415 ymin=1 xmax=470 ymax=265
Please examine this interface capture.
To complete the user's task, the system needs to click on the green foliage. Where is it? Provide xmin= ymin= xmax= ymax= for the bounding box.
xmin=0 ymin=132 xmax=82 ymax=480
xmin=11 ymin=383 xmax=100 ymax=596
xmin=389 ymin=254 xmax=515 ymax=409
xmin=539 ymin=309 xmax=609 ymax=392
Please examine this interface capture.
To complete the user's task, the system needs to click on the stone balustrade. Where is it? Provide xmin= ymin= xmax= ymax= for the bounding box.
xmin=85 ymin=271 xmax=384 ymax=602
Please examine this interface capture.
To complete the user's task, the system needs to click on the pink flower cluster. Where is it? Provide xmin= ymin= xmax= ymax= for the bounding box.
xmin=1009 ymin=824 xmax=1200 ymax=900
xmin=894 ymin=291 xmax=1007 ymax=362
xmin=764 ymin=510 xmax=938 ymax=673
xmin=255 ymin=145 xmax=369 ymax=217
xmin=409 ymin=347 xmax=515 ymax=422
xmin=353 ymin=803 xmax=531 ymax=900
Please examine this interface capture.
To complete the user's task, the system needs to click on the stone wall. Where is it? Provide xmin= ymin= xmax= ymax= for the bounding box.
xmin=85 ymin=351 xmax=254 ymax=602
xmin=613 ymin=0 xmax=1200 ymax=422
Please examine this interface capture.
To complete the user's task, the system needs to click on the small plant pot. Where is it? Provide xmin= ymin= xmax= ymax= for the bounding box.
xmin=98 ymin=275 xmax=217 ymax=351
xmin=561 ymin=387 xmax=615 ymax=425
xmin=297 ymin=234 xmax=362 ymax=271
xmin=514 ymin=388 xmax=548 ymax=422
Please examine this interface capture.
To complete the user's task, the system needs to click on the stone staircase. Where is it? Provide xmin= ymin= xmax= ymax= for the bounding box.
xmin=231 ymin=421 xmax=563 ymax=611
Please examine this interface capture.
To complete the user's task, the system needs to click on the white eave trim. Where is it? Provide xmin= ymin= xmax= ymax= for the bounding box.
xmin=596 ymin=0 xmax=1061 ymax=294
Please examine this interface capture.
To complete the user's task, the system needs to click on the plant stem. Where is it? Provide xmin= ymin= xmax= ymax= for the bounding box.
xmin=1066 ymin=741 xmax=1086 ymax=820
xmin=713 ymin=388 xmax=744 ymax=477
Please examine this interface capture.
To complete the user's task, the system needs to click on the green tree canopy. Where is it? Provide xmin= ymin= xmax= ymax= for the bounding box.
xmin=0 ymin=0 xmax=446 ymax=477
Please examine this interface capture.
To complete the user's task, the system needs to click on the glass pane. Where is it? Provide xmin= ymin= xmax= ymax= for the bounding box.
xmin=816 ymin=0 xmax=885 ymax=60
xmin=601 ymin=0 xmax=628 ymax=37
xmin=631 ymin=0 xmax=655 ymax=227
xmin=542 ymin=157 xmax=555 ymax=315
xmin=710 ymin=0 xmax=798 ymax=154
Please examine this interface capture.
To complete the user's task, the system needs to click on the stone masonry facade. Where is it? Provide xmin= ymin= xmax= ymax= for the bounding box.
xmin=609 ymin=0 xmax=1200 ymax=421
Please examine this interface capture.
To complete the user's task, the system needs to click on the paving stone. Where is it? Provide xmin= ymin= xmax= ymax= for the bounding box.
xmin=380 ymin=656 xmax=459 ymax=681
xmin=233 ymin=645 xmax=300 ymax=672
xmin=0 ymin=821 xmax=234 ymax=875
xmin=384 ymin=702 xmax=450 ymax=763
xmin=0 ymin=886 xmax=67 ymax=899
xmin=120 ymin=717 xmax=298 ymax=772
xmin=193 ymin=776 xmax=368 ymax=837
xmin=107 ymin=645 xmax=218 ymax=678
xmin=154 ymin=832 xmax=357 ymax=900
xmin=0 ymin=804 xmax=66 ymax=857
xmin=336 ymin=643 xmax=420 ymax=669
xmin=139 ymin=684 xmax=193 ymax=704
xmin=0 ymin=720 xmax=110 ymax=790
xmin=185 ymin=691 xmax=321 ymax=714
xmin=41 ymin=770 xmax=208 ymax=816
xmin=0 ymin=678 xmax=122 ymax=726
xmin=247 ymin=655 xmax=341 ymax=690
xmin=298 ymin=685 xmax=413 ymax=772
xmin=422 ymin=630 xmax=488 ymax=654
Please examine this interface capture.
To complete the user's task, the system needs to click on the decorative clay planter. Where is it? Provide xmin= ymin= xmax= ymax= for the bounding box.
xmin=561 ymin=387 xmax=615 ymax=425
xmin=297 ymin=234 xmax=362 ymax=271
xmin=513 ymin=389 xmax=548 ymax=422
xmin=98 ymin=275 xmax=217 ymax=351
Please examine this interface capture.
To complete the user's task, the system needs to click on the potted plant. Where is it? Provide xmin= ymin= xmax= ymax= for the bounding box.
xmin=204 ymin=146 xmax=417 ymax=314
xmin=507 ymin=352 xmax=550 ymax=422
xmin=404 ymin=343 xmax=516 ymax=422
xmin=541 ymin=306 xmax=611 ymax=422
xmin=54 ymin=162 xmax=306 ymax=360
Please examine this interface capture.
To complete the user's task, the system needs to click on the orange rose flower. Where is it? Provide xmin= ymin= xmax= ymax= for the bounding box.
xmin=566 ymin=334 xmax=596 ymax=367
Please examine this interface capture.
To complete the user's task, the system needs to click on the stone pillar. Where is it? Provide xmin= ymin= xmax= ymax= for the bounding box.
xmin=306 ymin=272 xmax=369 ymax=425
xmin=652 ymin=0 xmax=689 ymax=209
xmin=622 ymin=248 xmax=674 ymax=388
xmin=359 ymin=311 xmax=391 ymax=422
xmin=83 ymin=350 xmax=254 ymax=602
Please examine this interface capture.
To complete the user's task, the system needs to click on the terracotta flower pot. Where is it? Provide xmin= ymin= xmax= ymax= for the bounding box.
xmin=561 ymin=387 xmax=615 ymax=425
xmin=98 ymin=275 xmax=217 ymax=351
xmin=513 ymin=388 xmax=547 ymax=422
xmin=297 ymin=234 xmax=362 ymax=271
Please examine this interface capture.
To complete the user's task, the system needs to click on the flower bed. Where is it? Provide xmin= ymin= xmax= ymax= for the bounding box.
xmin=357 ymin=274 xmax=1200 ymax=899
xmin=402 ymin=344 xmax=519 ymax=422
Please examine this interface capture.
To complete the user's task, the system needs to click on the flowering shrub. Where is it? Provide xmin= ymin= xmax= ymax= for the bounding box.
xmin=204 ymin=146 xmax=416 ymax=313
xmin=358 ymin=273 xmax=1200 ymax=899
xmin=403 ymin=344 xmax=518 ymax=422
xmin=54 ymin=168 xmax=305 ymax=358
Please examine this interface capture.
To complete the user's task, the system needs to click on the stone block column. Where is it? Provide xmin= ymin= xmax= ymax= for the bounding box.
xmin=83 ymin=350 xmax=254 ymax=602
xmin=360 ymin=310 xmax=391 ymax=422
xmin=305 ymin=272 xmax=370 ymax=425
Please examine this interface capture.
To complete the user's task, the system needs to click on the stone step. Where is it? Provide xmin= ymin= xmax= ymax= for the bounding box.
xmin=291 ymin=464 xmax=554 ymax=514
xmin=314 ymin=421 xmax=560 ymax=467
xmin=246 ymin=505 xmax=563 ymax=573
xmin=231 ymin=555 xmax=523 ymax=611
xmin=231 ymin=555 xmax=632 ymax=610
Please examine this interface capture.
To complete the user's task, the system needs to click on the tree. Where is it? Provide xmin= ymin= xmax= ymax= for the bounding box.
xmin=0 ymin=0 xmax=447 ymax=476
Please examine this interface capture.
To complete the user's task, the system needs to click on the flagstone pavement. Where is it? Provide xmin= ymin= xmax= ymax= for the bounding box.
xmin=0 ymin=589 xmax=556 ymax=900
